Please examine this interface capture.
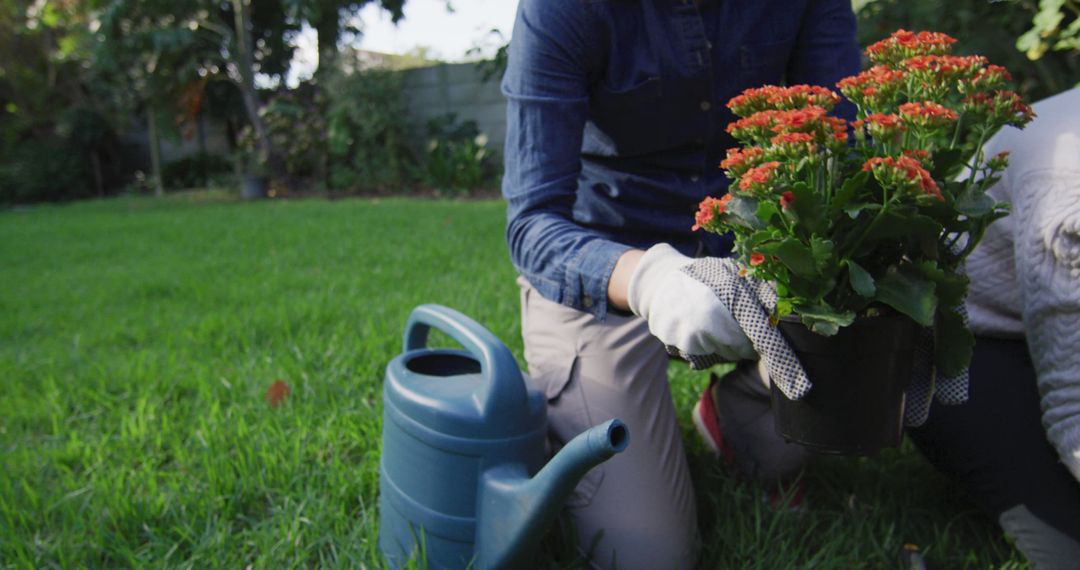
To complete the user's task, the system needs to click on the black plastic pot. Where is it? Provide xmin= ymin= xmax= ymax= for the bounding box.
xmin=771 ymin=312 xmax=920 ymax=455
xmin=241 ymin=174 xmax=268 ymax=200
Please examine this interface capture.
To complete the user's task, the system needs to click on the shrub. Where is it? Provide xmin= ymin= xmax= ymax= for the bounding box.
xmin=0 ymin=138 xmax=92 ymax=203
xmin=161 ymin=152 xmax=234 ymax=190
xmin=421 ymin=113 xmax=500 ymax=196
xmin=324 ymin=69 xmax=414 ymax=193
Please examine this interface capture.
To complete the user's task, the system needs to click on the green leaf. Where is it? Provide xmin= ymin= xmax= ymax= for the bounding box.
xmin=788 ymin=181 xmax=825 ymax=235
xmin=760 ymin=237 xmax=817 ymax=277
xmin=956 ymin=186 xmax=997 ymax=217
xmin=917 ymin=261 xmax=969 ymax=306
xmin=794 ymin=302 xmax=856 ymax=336
xmin=934 ymin=308 xmax=975 ymax=377
xmin=756 ymin=200 xmax=780 ymax=224
xmin=788 ymin=272 xmax=835 ymax=300
xmin=846 ymin=259 xmax=876 ymax=297
xmin=809 ymin=237 xmax=836 ymax=274
xmin=866 ymin=211 xmax=943 ymax=242
xmin=831 ymin=171 xmax=869 ymax=216
xmin=844 ymin=202 xmax=879 ymax=219
xmin=931 ymin=148 xmax=966 ymax=181
xmin=876 ymin=264 xmax=938 ymax=326
xmin=727 ymin=196 xmax=765 ymax=229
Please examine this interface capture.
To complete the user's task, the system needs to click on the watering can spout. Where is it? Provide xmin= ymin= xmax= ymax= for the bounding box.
xmin=475 ymin=419 xmax=629 ymax=569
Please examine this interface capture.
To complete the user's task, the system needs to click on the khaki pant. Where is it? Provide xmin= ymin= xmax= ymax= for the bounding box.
xmin=518 ymin=277 xmax=807 ymax=570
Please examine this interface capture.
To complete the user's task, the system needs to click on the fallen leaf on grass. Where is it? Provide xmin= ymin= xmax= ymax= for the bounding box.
xmin=266 ymin=380 xmax=291 ymax=408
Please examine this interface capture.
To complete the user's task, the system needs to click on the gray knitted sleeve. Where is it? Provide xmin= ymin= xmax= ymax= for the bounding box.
xmin=1012 ymin=171 xmax=1080 ymax=482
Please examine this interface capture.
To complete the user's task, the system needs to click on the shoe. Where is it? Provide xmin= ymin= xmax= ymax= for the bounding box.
xmin=693 ymin=376 xmax=807 ymax=512
xmin=692 ymin=376 xmax=732 ymax=464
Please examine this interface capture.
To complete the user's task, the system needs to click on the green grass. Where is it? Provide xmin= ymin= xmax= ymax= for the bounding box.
xmin=0 ymin=193 xmax=1024 ymax=569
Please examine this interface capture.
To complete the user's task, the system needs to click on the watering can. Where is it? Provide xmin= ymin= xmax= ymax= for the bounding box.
xmin=379 ymin=304 xmax=629 ymax=570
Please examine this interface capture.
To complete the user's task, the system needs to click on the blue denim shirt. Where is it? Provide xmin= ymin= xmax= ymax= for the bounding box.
xmin=501 ymin=0 xmax=860 ymax=319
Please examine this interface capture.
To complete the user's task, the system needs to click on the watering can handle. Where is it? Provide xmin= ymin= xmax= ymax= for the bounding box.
xmin=403 ymin=304 xmax=526 ymax=414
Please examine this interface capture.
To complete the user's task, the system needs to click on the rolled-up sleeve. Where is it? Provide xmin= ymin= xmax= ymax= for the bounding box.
xmin=501 ymin=0 xmax=631 ymax=319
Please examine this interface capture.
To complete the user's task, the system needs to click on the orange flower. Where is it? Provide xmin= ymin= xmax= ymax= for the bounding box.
xmin=863 ymin=155 xmax=943 ymax=200
xmin=720 ymin=147 xmax=766 ymax=178
xmin=987 ymin=151 xmax=1010 ymax=171
xmin=837 ymin=65 xmax=906 ymax=109
xmin=857 ymin=112 xmax=906 ymax=142
xmin=692 ymin=194 xmax=734 ymax=231
xmin=727 ymin=110 xmax=780 ymax=142
xmin=865 ymin=29 xmax=957 ymax=65
xmin=727 ymin=85 xmax=841 ymax=116
xmin=899 ymin=101 xmax=959 ymax=132
xmin=738 ymin=161 xmax=782 ymax=194
xmin=961 ymin=90 xmax=1036 ymax=128
xmin=750 ymin=253 xmax=766 ymax=266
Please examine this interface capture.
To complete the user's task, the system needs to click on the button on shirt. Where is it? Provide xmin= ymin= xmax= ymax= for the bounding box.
xmin=501 ymin=0 xmax=860 ymax=319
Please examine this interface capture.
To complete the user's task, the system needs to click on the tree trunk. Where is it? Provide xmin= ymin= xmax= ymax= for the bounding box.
xmin=231 ymin=0 xmax=273 ymax=163
xmin=313 ymin=15 xmax=340 ymax=80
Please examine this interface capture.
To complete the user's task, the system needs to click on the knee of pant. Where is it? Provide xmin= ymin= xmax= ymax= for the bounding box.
xmin=726 ymin=413 xmax=809 ymax=483
xmin=733 ymin=441 xmax=808 ymax=482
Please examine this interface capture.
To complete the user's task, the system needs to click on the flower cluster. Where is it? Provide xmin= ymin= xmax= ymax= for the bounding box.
xmin=961 ymin=90 xmax=1037 ymax=127
xmin=898 ymin=101 xmax=959 ymax=136
xmin=692 ymin=194 xmax=733 ymax=231
xmin=738 ymin=161 xmax=783 ymax=195
xmin=836 ymin=65 xmax=908 ymax=110
xmin=728 ymin=85 xmax=841 ymax=116
xmin=691 ymin=29 xmax=1035 ymax=371
xmin=862 ymin=155 xmax=943 ymax=201
xmin=853 ymin=113 xmax=905 ymax=143
xmin=865 ymin=29 xmax=957 ymax=66
xmin=719 ymin=147 xmax=766 ymax=178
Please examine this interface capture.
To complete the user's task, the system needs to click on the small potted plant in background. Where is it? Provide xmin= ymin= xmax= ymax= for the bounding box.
xmin=692 ymin=30 xmax=1034 ymax=453
xmin=236 ymin=124 xmax=269 ymax=200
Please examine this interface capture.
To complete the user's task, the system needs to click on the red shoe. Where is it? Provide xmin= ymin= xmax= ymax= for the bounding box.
xmin=692 ymin=377 xmax=733 ymax=465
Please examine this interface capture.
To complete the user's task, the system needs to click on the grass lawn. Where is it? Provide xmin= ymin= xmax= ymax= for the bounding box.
xmin=1 ymin=193 xmax=1024 ymax=568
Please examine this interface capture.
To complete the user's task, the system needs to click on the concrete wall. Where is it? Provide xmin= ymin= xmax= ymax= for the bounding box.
xmin=400 ymin=62 xmax=507 ymax=154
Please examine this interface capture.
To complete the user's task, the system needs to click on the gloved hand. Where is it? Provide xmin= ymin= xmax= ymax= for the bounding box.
xmin=627 ymin=243 xmax=757 ymax=362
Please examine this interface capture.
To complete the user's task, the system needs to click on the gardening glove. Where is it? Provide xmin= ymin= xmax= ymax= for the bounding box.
xmin=904 ymin=308 xmax=971 ymax=426
xmin=675 ymin=256 xmax=814 ymax=401
xmin=627 ymin=243 xmax=757 ymax=363
xmin=677 ymin=256 xmax=970 ymax=426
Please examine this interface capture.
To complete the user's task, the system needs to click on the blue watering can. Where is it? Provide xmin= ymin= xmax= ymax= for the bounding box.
xmin=379 ymin=304 xmax=629 ymax=569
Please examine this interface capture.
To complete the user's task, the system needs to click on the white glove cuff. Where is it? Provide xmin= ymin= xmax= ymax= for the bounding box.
xmin=627 ymin=243 xmax=692 ymax=318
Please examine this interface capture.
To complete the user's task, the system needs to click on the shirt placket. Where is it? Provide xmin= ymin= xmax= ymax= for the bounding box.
xmin=670 ymin=0 xmax=714 ymax=175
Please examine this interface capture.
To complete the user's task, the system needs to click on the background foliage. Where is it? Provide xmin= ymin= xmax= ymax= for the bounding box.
xmin=4 ymin=0 xmax=1075 ymax=204
xmin=856 ymin=0 xmax=1080 ymax=101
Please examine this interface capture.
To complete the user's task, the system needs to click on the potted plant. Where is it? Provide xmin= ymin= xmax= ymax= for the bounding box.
xmin=692 ymin=30 xmax=1034 ymax=453
xmin=236 ymin=125 xmax=270 ymax=200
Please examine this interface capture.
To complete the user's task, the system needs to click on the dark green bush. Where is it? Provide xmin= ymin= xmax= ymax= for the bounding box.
xmin=161 ymin=152 xmax=233 ymax=190
xmin=0 ymin=138 xmax=92 ymax=203
xmin=421 ymin=113 xmax=499 ymax=196
xmin=324 ymin=69 xmax=414 ymax=193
